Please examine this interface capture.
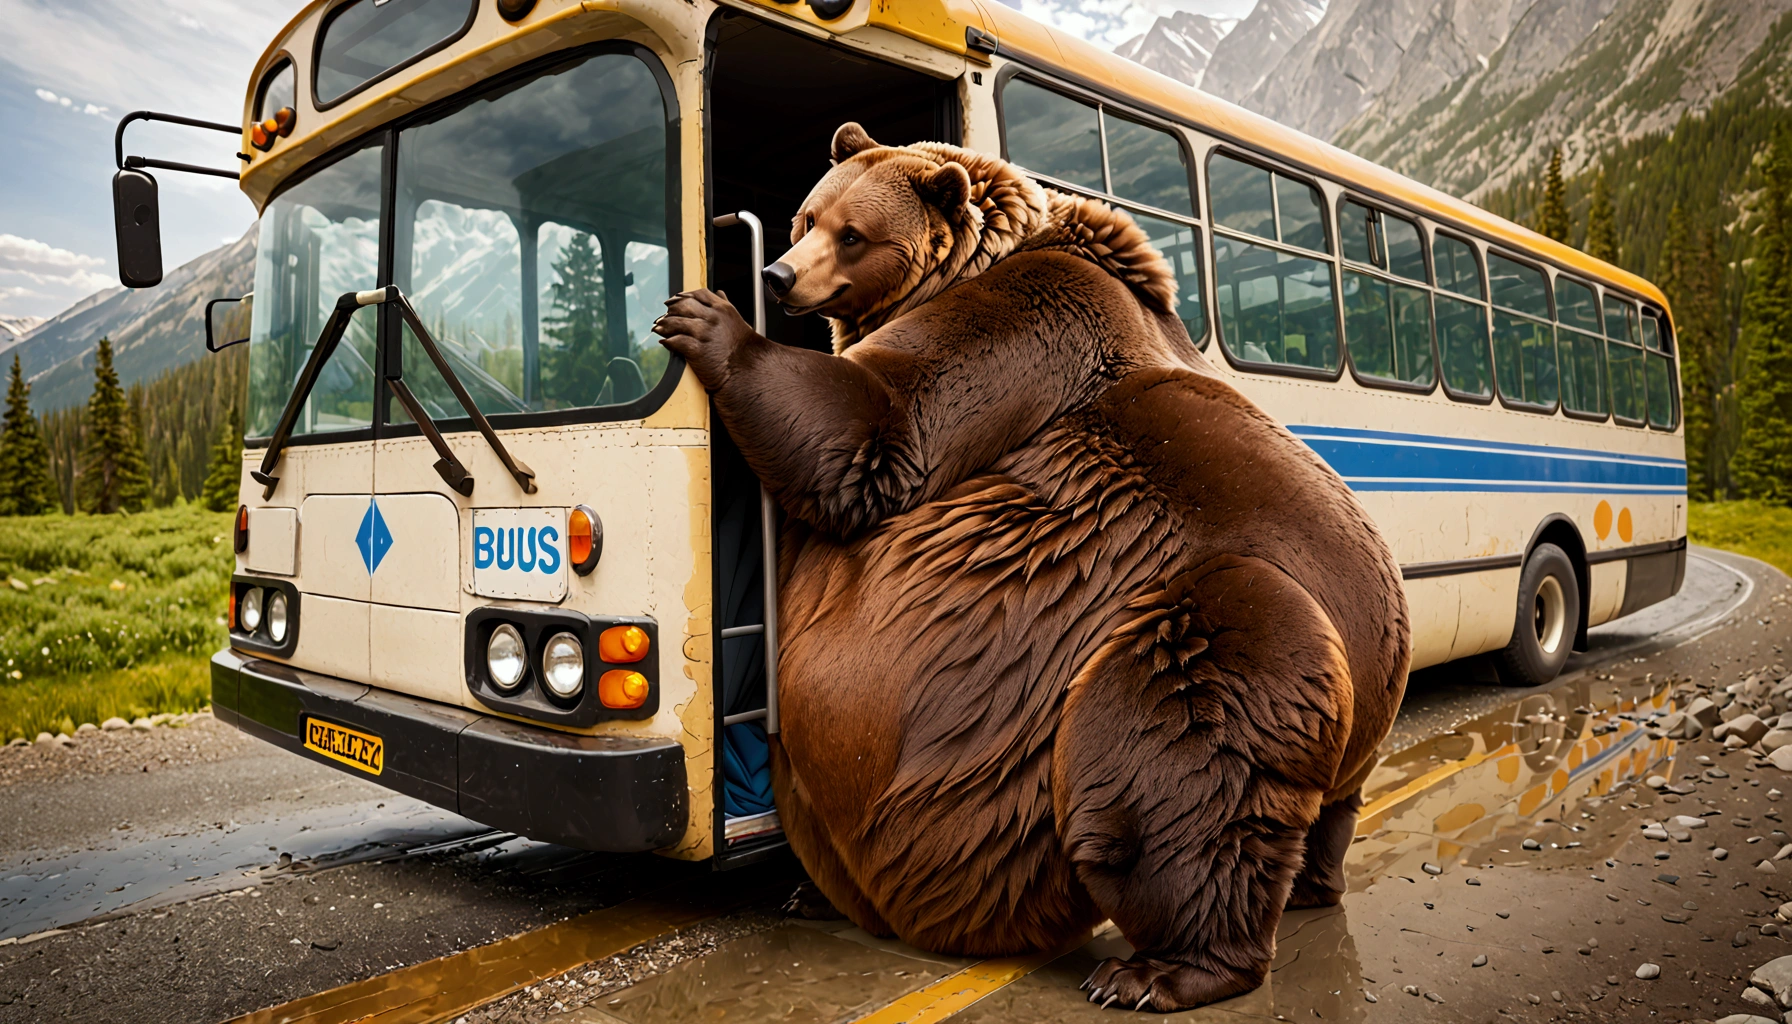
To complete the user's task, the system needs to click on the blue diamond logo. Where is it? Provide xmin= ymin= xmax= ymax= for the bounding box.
xmin=356 ymin=498 xmax=393 ymax=574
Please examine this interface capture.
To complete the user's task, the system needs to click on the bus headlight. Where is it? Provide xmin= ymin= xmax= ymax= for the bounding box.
xmin=486 ymin=624 xmax=526 ymax=692
xmin=266 ymin=591 xmax=289 ymax=644
xmin=541 ymin=632 xmax=584 ymax=699
xmin=240 ymin=587 xmax=263 ymax=632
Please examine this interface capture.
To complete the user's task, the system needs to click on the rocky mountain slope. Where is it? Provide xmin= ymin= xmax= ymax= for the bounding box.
xmin=1114 ymin=0 xmax=1792 ymax=201
xmin=11 ymin=231 xmax=254 ymax=413
xmin=1114 ymin=11 xmax=1236 ymax=91
xmin=0 ymin=316 xmax=45 ymax=353
xmin=1194 ymin=0 xmax=1326 ymax=104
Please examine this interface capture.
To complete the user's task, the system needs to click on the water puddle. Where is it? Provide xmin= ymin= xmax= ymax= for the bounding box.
xmin=0 ymin=796 xmax=497 ymax=940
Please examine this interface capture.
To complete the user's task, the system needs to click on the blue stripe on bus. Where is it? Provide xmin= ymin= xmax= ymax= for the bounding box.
xmin=1285 ymin=425 xmax=1687 ymax=495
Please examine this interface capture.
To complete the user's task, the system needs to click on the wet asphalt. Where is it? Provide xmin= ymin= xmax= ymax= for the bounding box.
xmin=0 ymin=546 xmax=1781 ymax=1023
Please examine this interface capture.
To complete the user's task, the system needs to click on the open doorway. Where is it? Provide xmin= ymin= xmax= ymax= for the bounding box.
xmin=705 ymin=13 xmax=959 ymax=864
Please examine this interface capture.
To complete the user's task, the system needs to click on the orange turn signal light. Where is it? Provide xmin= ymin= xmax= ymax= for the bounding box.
xmin=598 ymin=669 xmax=649 ymax=709
xmin=250 ymin=122 xmax=272 ymax=151
xmin=272 ymin=106 xmax=296 ymax=136
xmin=234 ymin=504 xmax=250 ymax=553
xmin=568 ymin=504 xmax=601 ymax=575
xmin=228 ymin=586 xmax=238 ymax=630
xmin=598 ymin=625 xmax=649 ymax=663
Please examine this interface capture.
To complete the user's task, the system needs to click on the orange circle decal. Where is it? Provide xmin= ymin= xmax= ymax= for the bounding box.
xmin=1593 ymin=500 xmax=1613 ymax=540
xmin=1617 ymin=507 xmax=1633 ymax=543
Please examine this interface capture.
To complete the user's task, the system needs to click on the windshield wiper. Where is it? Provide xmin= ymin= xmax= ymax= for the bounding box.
xmin=253 ymin=286 xmax=537 ymax=499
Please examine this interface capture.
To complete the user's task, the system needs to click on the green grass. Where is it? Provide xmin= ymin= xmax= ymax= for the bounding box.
xmin=1689 ymin=500 xmax=1792 ymax=579
xmin=0 ymin=505 xmax=232 ymax=740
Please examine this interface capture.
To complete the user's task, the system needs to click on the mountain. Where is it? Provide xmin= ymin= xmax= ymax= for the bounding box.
xmin=0 ymin=316 xmax=45 ymax=353
xmin=1115 ymin=12 xmax=1237 ymax=91
xmin=1197 ymin=0 xmax=1326 ymax=104
xmin=1240 ymin=0 xmax=1437 ymax=145
xmin=11 ymin=230 xmax=254 ymax=413
xmin=1334 ymin=0 xmax=1792 ymax=198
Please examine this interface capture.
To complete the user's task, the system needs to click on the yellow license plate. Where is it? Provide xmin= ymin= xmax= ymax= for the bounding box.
xmin=303 ymin=717 xmax=383 ymax=776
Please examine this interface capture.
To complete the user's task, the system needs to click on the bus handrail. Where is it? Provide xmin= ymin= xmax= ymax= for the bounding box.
xmin=713 ymin=212 xmax=779 ymax=736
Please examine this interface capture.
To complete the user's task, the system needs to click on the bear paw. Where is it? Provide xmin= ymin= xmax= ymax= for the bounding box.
xmin=782 ymin=881 xmax=847 ymax=920
xmin=1082 ymin=955 xmax=1262 ymax=1012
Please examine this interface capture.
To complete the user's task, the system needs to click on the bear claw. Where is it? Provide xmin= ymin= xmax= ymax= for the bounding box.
xmin=1084 ymin=955 xmax=1262 ymax=1012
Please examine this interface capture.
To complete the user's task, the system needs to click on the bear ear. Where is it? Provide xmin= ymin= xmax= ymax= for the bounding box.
xmin=830 ymin=122 xmax=880 ymax=163
xmin=915 ymin=162 xmax=972 ymax=215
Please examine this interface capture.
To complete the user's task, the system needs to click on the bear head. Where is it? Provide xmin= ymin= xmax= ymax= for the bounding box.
xmin=768 ymin=122 xmax=1051 ymax=353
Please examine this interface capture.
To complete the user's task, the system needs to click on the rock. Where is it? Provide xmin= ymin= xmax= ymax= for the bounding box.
xmin=1766 ymin=730 xmax=1792 ymax=753
xmin=1710 ymin=768 xmax=1733 ymax=780
xmin=1672 ymin=815 xmax=1709 ymax=830
xmin=1761 ymin=860 xmax=1780 ymax=874
xmin=1423 ymin=992 xmax=1444 ymax=1003
xmin=1766 ymin=922 xmax=1782 ymax=936
xmin=1724 ymin=703 xmax=1752 ymax=723
xmin=1362 ymin=990 xmax=1377 ymax=1002
xmin=310 ymin=938 xmax=341 ymax=951
xmin=1642 ymin=825 xmax=1671 ymax=841
xmin=1635 ymin=963 xmax=1660 ymax=980
xmin=1647 ymin=774 xmax=1670 ymax=790
xmin=75 ymin=723 xmax=96 ymax=734
xmin=5 ymin=738 xmax=24 ymax=747
xmin=1422 ymin=862 xmax=1442 ymax=875
xmin=1713 ymin=1016 xmax=1779 ymax=1024
xmin=1523 ymin=838 xmax=1542 ymax=850
xmin=1728 ymin=735 xmax=1753 ymax=750
xmin=130 ymin=717 xmax=152 ymax=730
xmin=1716 ymin=848 xmax=1731 ymax=861
xmin=1670 ymin=829 xmax=1693 ymax=842
xmin=1751 ymin=955 xmax=1792 ymax=1007
xmin=1402 ymin=984 xmax=1419 ymax=996
xmin=100 ymin=717 xmax=128 ymax=731
xmin=1743 ymin=985 xmax=1776 ymax=1009
xmin=1738 ymin=929 xmax=1754 ymax=947
xmin=33 ymin=732 xmax=52 ymax=746
xmin=1659 ymin=712 xmax=1688 ymax=736
xmin=1771 ymin=747 xmax=1792 ymax=773
xmin=1778 ymin=902 xmax=1792 ymax=922
xmin=1687 ymin=697 xmax=1720 ymax=729
xmin=53 ymin=734 xmax=72 ymax=747
xmin=1778 ymin=844 xmax=1792 ymax=861
xmin=1472 ymin=954 xmax=1487 ymax=967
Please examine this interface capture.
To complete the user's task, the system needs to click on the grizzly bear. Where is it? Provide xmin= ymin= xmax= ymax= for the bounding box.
xmin=654 ymin=123 xmax=1409 ymax=1011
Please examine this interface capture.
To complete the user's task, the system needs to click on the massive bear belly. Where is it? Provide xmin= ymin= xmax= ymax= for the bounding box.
xmin=774 ymin=431 xmax=1184 ymax=954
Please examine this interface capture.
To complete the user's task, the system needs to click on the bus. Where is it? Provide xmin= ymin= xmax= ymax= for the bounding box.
xmin=111 ymin=0 xmax=1685 ymax=865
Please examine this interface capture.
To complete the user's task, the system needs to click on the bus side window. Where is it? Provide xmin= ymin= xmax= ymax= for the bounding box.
xmin=1641 ymin=310 xmax=1678 ymax=429
xmin=1339 ymin=198 xmax=1433 ymax=388
xmin=1209 ymin=152 xmax=1339 ymax=374
xmin=1555 ymin=277 xmax=1607 ymax=418
xmin=1487 ymin=252 xmax=1557 ymax=410
xmin=1209 ymin=153 xmax=1275 ymax=241
xmin=1002 ymin=79 xmax=1104 ymax=191
xmin=1605 ymin=293 xmax=1646 ymax=424
xmin=1104 ymin=115 xmax=1193 ymax=217
xmin=1131 ymin=213 xmax=1208 ymax=346
xmin=1432 ymin=233 xmax=1491 ymax=400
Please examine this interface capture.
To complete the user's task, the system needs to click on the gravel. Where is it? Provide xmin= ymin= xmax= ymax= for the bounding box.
xmin=0 ymin=712 xmax=251 ymax=789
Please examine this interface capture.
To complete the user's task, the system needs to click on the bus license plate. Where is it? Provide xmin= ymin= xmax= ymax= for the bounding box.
xmin=303 ymin=717 xmax=383 ymax=776
xmin=472 ymin=508 xmax=569 ymax=602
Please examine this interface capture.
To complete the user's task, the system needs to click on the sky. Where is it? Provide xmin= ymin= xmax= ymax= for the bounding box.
xmin=0 ymin=0 xmax=1257 ymax=322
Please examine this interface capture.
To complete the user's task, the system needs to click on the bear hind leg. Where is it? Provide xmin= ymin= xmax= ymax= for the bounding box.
xmin=1054 ymin=556 xmax=1354 ymax=1012
xmin=1284 ymin=790 xmax=1363 ymax=910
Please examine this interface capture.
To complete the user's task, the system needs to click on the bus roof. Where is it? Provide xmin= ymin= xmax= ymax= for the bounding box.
xmin=240 ymin=0 xmax=1668 ymax=311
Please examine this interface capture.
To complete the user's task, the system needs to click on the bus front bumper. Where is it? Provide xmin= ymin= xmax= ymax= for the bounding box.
xmin=210 ymin=649 xmax=687 ymax=852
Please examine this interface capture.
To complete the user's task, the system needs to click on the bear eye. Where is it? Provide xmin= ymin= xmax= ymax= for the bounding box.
xmin=840 ymin=228 xmax=861 ymax=246
xmin=805 ymin=214 xmax=815 ymax=233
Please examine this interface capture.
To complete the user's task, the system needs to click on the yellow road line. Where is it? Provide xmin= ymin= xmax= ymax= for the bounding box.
xmin=851 ymin=936 xmax=1086 ymax=1024
xmin=229 ymin=872 xmax=786 ymax=1024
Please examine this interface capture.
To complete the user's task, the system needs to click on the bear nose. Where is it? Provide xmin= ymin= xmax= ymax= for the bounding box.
xmin=762 ymin=261 xmax=797 ymax=299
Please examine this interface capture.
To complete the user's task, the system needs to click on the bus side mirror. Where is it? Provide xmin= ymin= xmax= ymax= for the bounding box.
xmin=113 ymin=167 xmax=163 ymax=288
xmin=206 ymin=294 xmax=254 ymax=352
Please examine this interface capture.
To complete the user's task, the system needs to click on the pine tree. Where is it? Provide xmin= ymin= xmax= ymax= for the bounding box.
xmin=1586 ymin=169 xmax=1618 ymax=263
xmin=1537 ymin=147 xmax=1571 ymax=244
xmin=76 ymin=338 xmax=149 ymax=514
xmin=1733 ymin=125 xmax=1792 ymax=504
xmin=1659 ymin=205 xmax=1719 ymax=499
xmin=541 ymin=232 xmax=608 ymax=406
xmin=200 ymin=404 xmax=242 ymax=512
xmin=0 ymin=354 xmax=55 ymax=516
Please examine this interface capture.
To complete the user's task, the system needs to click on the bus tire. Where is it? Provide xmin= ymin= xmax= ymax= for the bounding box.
xmin=1494 ymin=543 xmax=1580 ymax=688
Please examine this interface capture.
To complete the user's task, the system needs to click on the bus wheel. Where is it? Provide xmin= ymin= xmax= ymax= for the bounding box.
xmin=1494 ymin=543 xmax=1581 ymax=688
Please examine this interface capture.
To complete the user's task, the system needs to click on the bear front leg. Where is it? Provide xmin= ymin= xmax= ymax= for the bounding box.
xmin=1052 ymin=555 xmax=1356 ymax=1012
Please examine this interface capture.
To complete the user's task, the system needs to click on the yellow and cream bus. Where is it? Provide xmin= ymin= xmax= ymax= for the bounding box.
xmin=110 ymin=0 xmax=1684 ymax=864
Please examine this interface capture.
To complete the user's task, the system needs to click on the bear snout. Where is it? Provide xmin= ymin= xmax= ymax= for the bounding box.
xmin=762 ymin=261 xmax=797 ymax=299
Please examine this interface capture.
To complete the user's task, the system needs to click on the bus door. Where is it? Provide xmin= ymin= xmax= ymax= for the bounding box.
xmin=703 ymin=13 xmax=965 ymax=863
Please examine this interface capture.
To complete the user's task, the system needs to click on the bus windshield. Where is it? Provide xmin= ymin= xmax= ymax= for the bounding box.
xmin=246 ymin=144 xmax=383 ymax=439
xmin=393 ymin=49 xmax=674 ymax=419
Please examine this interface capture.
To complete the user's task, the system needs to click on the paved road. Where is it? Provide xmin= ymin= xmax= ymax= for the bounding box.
xmin=0 ymin=547 xmax=1778 ymax=1022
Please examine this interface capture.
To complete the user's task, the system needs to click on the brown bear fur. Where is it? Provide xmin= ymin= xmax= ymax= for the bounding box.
xmin=654 ymin=123 xmax=1409 ymax=1011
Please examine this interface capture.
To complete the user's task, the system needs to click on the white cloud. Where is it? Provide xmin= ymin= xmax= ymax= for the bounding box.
xmin=0 ymin=235 xmax=113 ymax=297
xmin=33 ymin=87 xmax=55 ymax=103
xmin=32 ymin=86 xmax=110 ymax=117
